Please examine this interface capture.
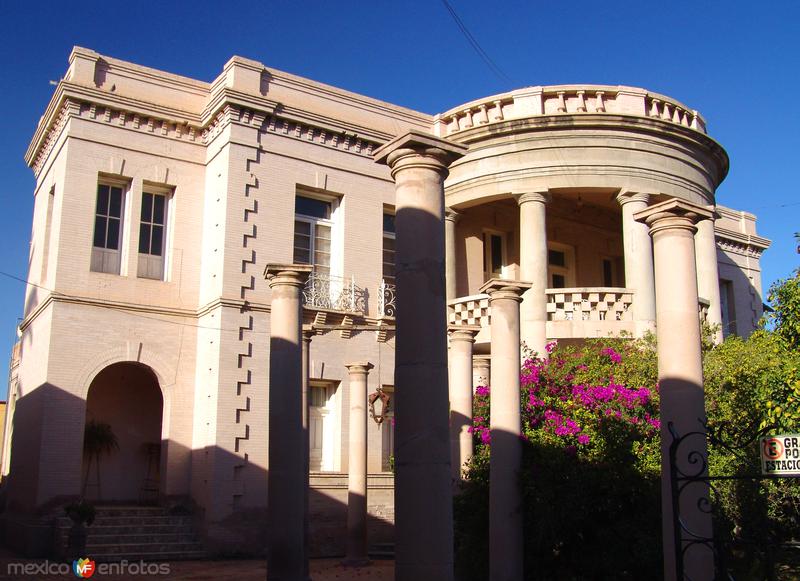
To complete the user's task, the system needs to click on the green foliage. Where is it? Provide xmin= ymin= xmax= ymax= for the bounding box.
xmin=766 ymin=268 xmax=800 ymax=350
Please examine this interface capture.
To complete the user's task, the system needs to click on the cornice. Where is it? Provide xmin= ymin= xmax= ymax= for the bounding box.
xmin=715 ymin=226 xmax=771 ymax=257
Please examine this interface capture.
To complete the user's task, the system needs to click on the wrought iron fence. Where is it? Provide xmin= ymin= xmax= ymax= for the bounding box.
xmin=302 ymin=273 xmax=366 ymax=313
xmin=669 ymin=420 xmax=800 ymax=580
xmin=377 ymin=279 xmax=396 ymax=318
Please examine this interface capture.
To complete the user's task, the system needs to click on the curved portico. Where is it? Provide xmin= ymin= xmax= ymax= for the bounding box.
xmin=439 ymin=85 xmax=729 ymax=349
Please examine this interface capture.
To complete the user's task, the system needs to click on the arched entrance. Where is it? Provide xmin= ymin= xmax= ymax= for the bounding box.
xmin=82 ymin=362 xmax=163 ymax=503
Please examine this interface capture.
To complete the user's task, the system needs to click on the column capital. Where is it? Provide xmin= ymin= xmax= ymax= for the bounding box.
xmin=301 ymin=325 xmax=316 ymax=342
xmin=264 ymin=263 xmax=313 ymax=288
xmin=344 ymin=361 xmax=374 ymax=375
xmin=616 ymin=190 xmax=651 ymax=206
xmin=448 ymin=324 xmax=481 ymax=343
xmin=512 ymin=191 xmax=550 ymax=206
xmin=634 ymin=199 xmax=714 ymax=237
xmin=479 ymin=278 xmax=533 ymax=302
xmin=445 ymin=207 xmax=462 ymax=224
xmin=373 ymin=130 xmax=467 ymax=176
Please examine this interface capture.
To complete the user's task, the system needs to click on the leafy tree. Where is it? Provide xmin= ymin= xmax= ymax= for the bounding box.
xmin=766 ymin=268 xmax=800 ymax=350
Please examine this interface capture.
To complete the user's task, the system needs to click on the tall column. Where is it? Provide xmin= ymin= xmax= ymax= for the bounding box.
xmin=514 ymin=192 xmax=549 ymax=357
xmin=445 ymin=208 xmax=461 ymax=301
xmin=617 ymin=191 xmax=656 ymax=335
xmin=480 ymin=278 xmax=532 ymax=581
xmin=301 ymin=327 xmax=314 ymax=581
xmin=264 ymin=263 xmax=313 ymax=581
xmin=472 ymin=355 xmax=491 ymax=390
xmin=634 ymin=200 xmax=714 ymax=581
xmin=344 ymin=362 xmax=374 ymax=566
xmin=374 ymin=130 xmax=467 ymax=581
xmin=448 ymin=326 xmax=480 ymax=484
xmin=694 ymin=210 xmax=724 ymax=343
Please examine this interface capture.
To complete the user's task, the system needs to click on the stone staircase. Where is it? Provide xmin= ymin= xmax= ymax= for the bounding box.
xmin=56 ymin=506 xmax=205 ymax=562
xmin=369 ymin=542 xmax=395 ymax=560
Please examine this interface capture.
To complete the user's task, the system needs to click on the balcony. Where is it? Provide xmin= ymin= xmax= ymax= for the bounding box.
xmin=546 ymin=288 xmax=635 ymax=339
xmin=302 ymin=273 xmax=366 ymax=313
xmin=377 ymin=279 xmax=396 ymax=318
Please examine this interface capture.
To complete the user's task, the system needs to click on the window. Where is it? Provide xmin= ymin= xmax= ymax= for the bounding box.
xmin=720 ymin=280 xmax=736 ymax=337
xmin=383 ymin=212 xmax=396 ymax=285
xmin=91 ymin=183 xmax=125 ymax=274
xmin=293 ymin=195 xmax=333 ymax=276
xmin=381 ymin=385 xmax=395 ymax=472
xmin=547 ymin=243 xmax=575 ymax=288
xmin=308 ymin=381 xmax=338 ymax=472
xmin=483 ymin=230 xmax=507 ymax=280
xmin=138 ymin=192 xmax=168 ymax=280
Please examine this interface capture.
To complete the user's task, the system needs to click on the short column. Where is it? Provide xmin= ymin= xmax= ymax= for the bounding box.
xmin=344 ymin=362 xmax=374 ymax=567
xmin=445 ymin=208 xmax=461 ymax=301
xmin=635 ymin=200 xmax=714 ymax=581
xmin=514 ymin=192 xmax=549 ymax=357
xmin=472 ymin=355 xmax=491 ymax=390
xmin=374 ymin=130 xmax=466 ymax=581
xmin=617 ymin=191 xmax=656 ymax=335
xmin=448 ymin=325 xmax=480 ymax=484
xmin=480 ymin=278 xmax=532 ymax=581
xmin=694 ymin=211 xmax=724 ymax=343
xmin=264 ymin=263 xmax=313 ymax=581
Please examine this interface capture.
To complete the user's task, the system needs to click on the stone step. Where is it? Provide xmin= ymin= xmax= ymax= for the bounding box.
xmin=58 ymin=523 xmax=196 ymax=536
xmin=83 ymin=532 xmax=199 ymax=544
xmin=86 ymin=541 xmax=205 ymax=555
xmin=93 ymin=550 xmax=206 ymax=563
xmin=369 ymin=542 xmax=395 ymax=559
xmin=75 ymin=515 xmax=194 ymax=526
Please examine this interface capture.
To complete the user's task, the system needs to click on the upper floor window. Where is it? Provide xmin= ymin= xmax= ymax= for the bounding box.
xmin=547 ymin=243 xmax=575 ymax=288
xmin=383 ymin=212 xmax=396 ymax=285
xmin=294 ymin=195 xmax=333 ymax=276
xmin=483 ymin=230 xmax=507 ymax=280
xmin=138 ymin=191 xmax=169 ymax=280
xmin=91 ymin=183 xmax=125 ymax=274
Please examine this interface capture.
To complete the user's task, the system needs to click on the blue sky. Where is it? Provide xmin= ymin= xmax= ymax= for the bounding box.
xmin=0 ymin=0 xmax=797 ymax=385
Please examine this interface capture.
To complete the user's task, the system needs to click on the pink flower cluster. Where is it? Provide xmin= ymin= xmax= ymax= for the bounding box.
xmin=600 ymin=347 xmax=623 ymax=363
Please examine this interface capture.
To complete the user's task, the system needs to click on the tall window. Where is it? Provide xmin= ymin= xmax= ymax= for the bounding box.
xmin=91 ymin=183 xmax=124 ymax=274
xmin=547 ymin=243 xmax=575 ymax=288
xmin=293 ymin=195 xmax=333 ymax=276
xmin=138 ymin=192 xmax=168 ymax=280
xmin=382 ymin=212 xmax=396 ymax=285
xmin=483 ymin=230 xmax=507 ymax=280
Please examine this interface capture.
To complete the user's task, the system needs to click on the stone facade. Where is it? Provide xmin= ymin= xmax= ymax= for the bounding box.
xmin=1 ymin=47 xmax=769 ymax=558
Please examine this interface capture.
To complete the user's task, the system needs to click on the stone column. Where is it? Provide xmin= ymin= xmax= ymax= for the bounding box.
xmin=445 ymin=208 xmax=461 ymax=301
xmin=479 ymin=278 xmax=532 ymax=581
xmin=694 ymin=210 xmax=724 ymax=343
xmin=617 ymin=191 xmax=656 ymax=335
xmin=472 ymin=355 xmax=491 ymax=391
xmin=264 ymin=263 xmax=313 ymax=581
xmin=448 ymin=325 xmax=480 ymax=484
xmin=344 ymin=362 xmax=374 ymax=566
xmin=374 ymin=130 xmax=466 ymax=581
xmin=301 ymin=326 xmax=315 ymax=581
xmin=634 ymin=200 xmax=714 ymax=581
xmin=513 ymin=192 xmax=549 ymax=357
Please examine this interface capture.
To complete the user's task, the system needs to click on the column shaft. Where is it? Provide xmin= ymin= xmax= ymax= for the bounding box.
xmin=265 ymin=264 xmax=312 ymax=581
xmin=515 ymin=193 xmax=549 ymax=357
xmin=374 ymin=132 xmax=466 ymax=581
xmin=448 ymin=327 xmax=478 ymax=484
xmin=481 ymin=280 xmax=531 ymax=581
xmin=301 ymin=329 xmax=313 ymax=581
xmin=635 ymin=201 xmax=714 ymax=581
xmin=617 ymin=192 xmax=656 ymax=335
xmin=344 ymin=362 xmax=373 ymax=566
xmin=694 ymin=215 xmax=724 ymax=343
xmin=445 ymin=209 xmax=460 ymax=301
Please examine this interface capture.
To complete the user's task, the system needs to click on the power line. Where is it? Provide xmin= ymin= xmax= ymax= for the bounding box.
xmin=440 ymin=0 xmax=513 ymax=85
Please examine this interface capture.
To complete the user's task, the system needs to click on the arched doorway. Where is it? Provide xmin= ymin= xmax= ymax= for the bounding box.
xmin=82 ymin=362 xmax=163 ymax=503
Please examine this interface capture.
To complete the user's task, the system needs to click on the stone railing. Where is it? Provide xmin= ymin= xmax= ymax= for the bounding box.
xmin=377 ymin=279 xmax=396 ymax=318
xmin=448 ymin=293 xmax=491 ymax=327
xmin=433 ymin=85 xmax=706 ymax=137
xmin=302 ymin=273 xmax=366 ymax=313
xmin=546 ymin=288 xmax=634 ymax=322
xmin=698 ymin=297 xmax=710 ymax=324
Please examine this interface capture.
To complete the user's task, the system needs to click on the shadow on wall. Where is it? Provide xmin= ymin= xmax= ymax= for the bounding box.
xmin=0 ymin=367 xmax=394 ymax=560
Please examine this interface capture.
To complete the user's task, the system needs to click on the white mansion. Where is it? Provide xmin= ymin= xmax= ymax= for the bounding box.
xmin=0 ymin=47 xmax=769 ymax=558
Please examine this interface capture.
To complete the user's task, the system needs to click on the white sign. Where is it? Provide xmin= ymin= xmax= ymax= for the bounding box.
xmin=760 ymin=434 xmax=800 ymax=476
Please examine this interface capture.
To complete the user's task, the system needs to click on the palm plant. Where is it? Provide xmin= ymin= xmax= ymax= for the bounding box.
xmin=82 ymin=420 xmax=119 ymax=499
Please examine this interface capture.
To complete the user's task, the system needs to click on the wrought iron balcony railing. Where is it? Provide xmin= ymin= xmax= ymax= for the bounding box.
xmin=377 ymin=279 xmax=396 ymax=318
xmin=302 ymin=273 xmax=366 ymax=313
